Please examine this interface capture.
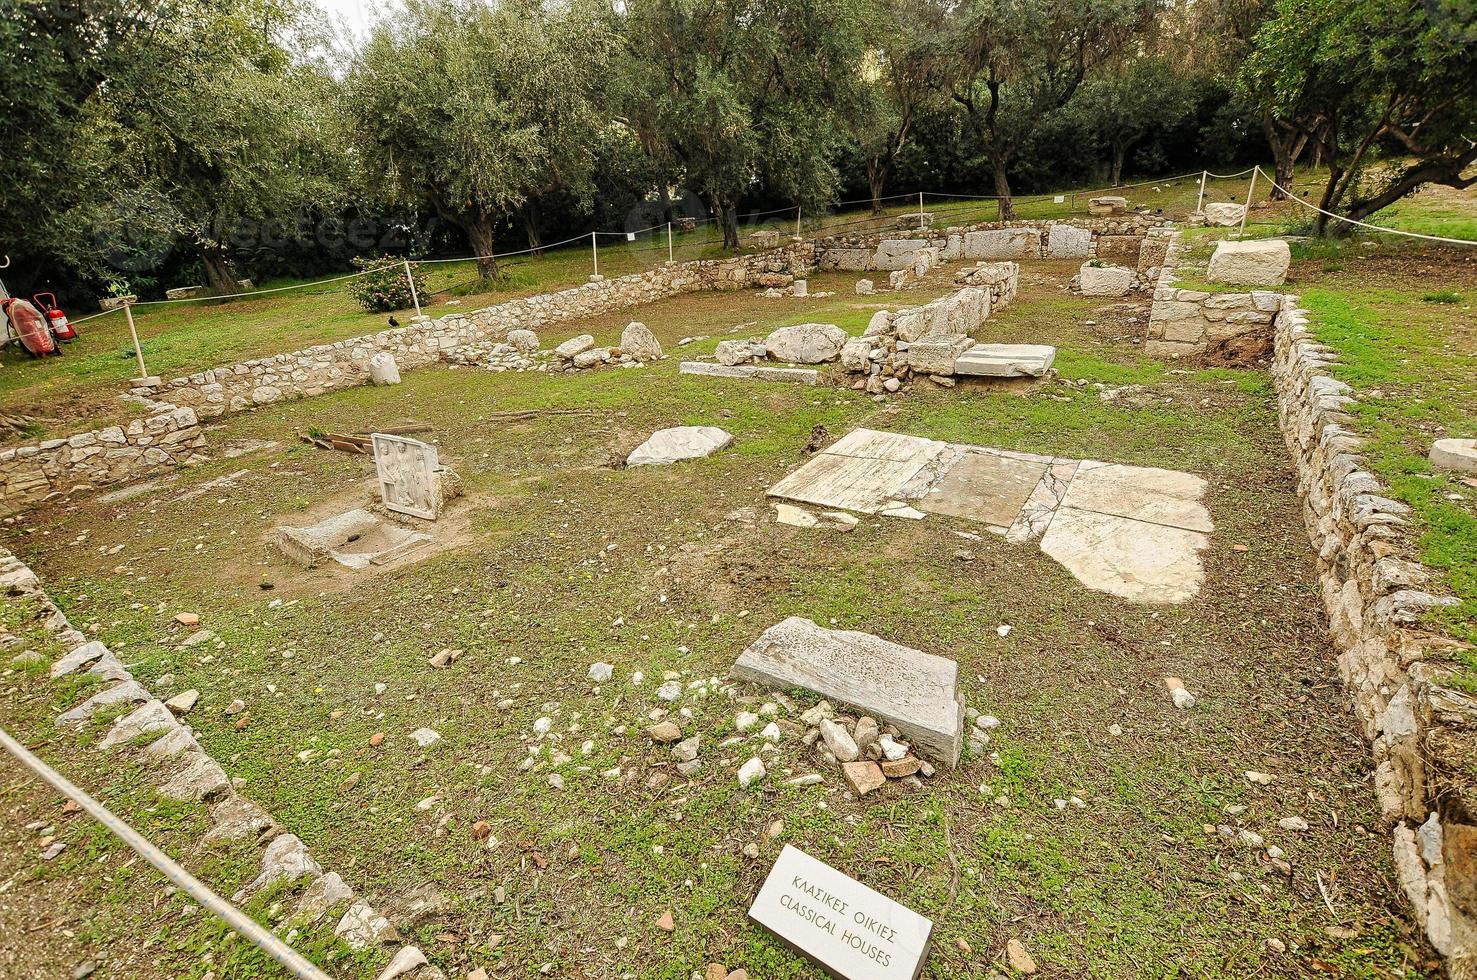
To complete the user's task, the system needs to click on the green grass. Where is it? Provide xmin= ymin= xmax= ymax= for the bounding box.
xmin=0 ymin=170 xmax=1262 ymax=442
xmin=0 ymin=265 xmax=1436 ymax=978
xmin=1297 ymin=274 xmax=1477 ymax=658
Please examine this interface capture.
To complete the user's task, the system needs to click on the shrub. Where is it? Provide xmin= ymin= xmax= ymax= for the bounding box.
xmin=1423 ymin=291 xmax=1462 ymax=304
xmin=348 ymin=255 xmax=427 ymax=313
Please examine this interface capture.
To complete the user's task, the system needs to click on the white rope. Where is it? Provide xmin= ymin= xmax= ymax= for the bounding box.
xmin=129 ymin=267 xmax=374 ymax=306
xmin=0 ymin=727 xmax=333 ymax=980
xmin=1254 ymin=166 xmax=1477 ymax=246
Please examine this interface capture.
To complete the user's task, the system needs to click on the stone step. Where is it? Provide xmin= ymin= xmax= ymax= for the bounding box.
xmin=953 ymin=343 xmax=1057 ymax=377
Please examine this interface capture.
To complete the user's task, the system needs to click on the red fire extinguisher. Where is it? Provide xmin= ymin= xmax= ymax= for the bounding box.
xmin=32 ymin=293 xmax=77 ymax=342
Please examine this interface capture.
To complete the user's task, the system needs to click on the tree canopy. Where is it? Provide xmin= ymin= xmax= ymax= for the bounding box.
xmin=4 ymin=0 xmax=1472 ymax=296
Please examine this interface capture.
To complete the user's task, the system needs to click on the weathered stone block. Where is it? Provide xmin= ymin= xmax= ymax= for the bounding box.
xmin=730 ymin=617 xmax=964 ymax=766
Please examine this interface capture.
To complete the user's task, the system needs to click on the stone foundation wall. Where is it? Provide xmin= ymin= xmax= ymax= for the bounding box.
xmin=132 ymin=245 xmax=813 ymax=420
xmin=816 ymin=217 xmax=1174 ymax=273
xmin=1273 ymin=302 xmax=1477 ymax=974
xmin=1145 ymin=233 xmax=1280 ymax=359
xmin=0 ymin=405 xmax=206 ymax=517
xmin=0 ymin=548 xmax=438 ymax=974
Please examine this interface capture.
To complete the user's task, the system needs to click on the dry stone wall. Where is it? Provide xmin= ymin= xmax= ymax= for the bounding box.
xmin=0 ymin=405 xmax=206 ymax=517
xmin=815 ymin=217 xmax=1174 ymax=273
xmin=0 ymin=548 xmax=444 ymax=976
xmin=134 ymin=246 xmax=813 ymax=420
xmin=1273 ymin=301 xmax=1477 ymax=974
xmin=0 ymin=246 xmax=811 ymax=516
xmin=1146 ymin=234 xmax=1281 ymax=359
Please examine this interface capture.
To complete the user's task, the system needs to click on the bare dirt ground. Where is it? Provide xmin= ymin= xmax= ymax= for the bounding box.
xmin=0 ymin=265 xmax=1441 ymax=979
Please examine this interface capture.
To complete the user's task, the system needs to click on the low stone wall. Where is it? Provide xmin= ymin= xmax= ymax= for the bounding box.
xmin=133 ymin=245 xmax=813 ymax=420
xmin=1273 ymin=302 xmax=1477 ymax=973
xmin=816 ymin=216 xmax=1174 ymax=273
xmin=0 ymin=405 xmax=206 ymax=517
xmin=0 ymin=548 xmax=440 ymax=975
xmin=1145 ymin=234 xmax=1280 ymax=360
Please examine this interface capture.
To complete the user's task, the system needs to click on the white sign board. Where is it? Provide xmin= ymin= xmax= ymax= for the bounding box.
xmin=372 ymin=433 xmax=440 ymax=520
xmin=748 ymin=845 xmax=933 ymax=979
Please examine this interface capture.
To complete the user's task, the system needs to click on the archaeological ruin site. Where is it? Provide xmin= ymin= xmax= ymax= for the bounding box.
xmin=3 ymin=0 xmax=1476 ymax=976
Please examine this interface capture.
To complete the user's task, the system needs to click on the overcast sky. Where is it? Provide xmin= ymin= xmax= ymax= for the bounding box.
xmin=314 ymin=0 xmax=389 ymax=48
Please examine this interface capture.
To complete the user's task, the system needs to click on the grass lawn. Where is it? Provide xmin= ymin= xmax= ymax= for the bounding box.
xmin=0 ymin=265 xmax=1434 ymax=979
xmin=0 ymin=172 xmax=1254 ymax=443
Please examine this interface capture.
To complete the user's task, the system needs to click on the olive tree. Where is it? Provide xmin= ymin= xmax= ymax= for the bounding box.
xmin=1241 ymin=0 xmax=1477 ymax=231
xmin=618 ymin=0 xmax=869 ymax=249
xmin=345 ymin=0 xmax=616 ymax=279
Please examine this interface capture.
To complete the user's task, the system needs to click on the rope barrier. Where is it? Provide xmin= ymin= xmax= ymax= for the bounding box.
xmin=0 ymin=727 xmax=333 ymax=980
xmin=44 ymin=163 xmax=1467 ymax=321
xmin=1253 ymin=166 xmax=1477 ymax=246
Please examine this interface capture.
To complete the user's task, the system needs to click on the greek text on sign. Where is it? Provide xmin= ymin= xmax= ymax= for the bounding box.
xmin=748 ymin=844 xmax=933 ymax=979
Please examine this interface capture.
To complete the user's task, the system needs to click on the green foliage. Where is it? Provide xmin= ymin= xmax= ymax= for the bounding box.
xmin=1239 ymin=0 xmax=1477 ymax=227
xmin=347 ymin=256 xmax=428 ymax=313
xmin=345 ymin=0 xmax=617 ymax=276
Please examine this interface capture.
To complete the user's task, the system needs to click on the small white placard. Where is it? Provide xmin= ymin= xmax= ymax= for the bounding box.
xmin=1054 ymin=195 xmax=1066 ymax=203
xmin=626 ymin=231 xmax=636 ymax=241
xmin=749 ymin=845 xmax=933 ymax=979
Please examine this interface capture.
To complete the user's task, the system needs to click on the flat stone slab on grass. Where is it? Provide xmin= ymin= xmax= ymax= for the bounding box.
xmin=1039 ymin=461 xmax=1212 ymax=604
xmin=953 ymin=343 xmax=1057 ymax=378
xmin=767 ymin=429 xmax=950 ymax=515
xmin=730 ymin=616 xmax=964 ymax=766
xmin=917 ymin=451 xmax=1048 ymax=529
xmin=679 ymin=362 xmax=818 ymax=385
xmin=1040 ymin=507 xmax=1210 ymax=605
xmin=1206 ymin=239 xmax=1291 ymax=286
xmin=626 ymin=426 xmax=733 ymax=467
xmin=1429 ymin=438 xmax=1477 ymax=475
xmin=768 ymin=428 xmax=1213 ymax=604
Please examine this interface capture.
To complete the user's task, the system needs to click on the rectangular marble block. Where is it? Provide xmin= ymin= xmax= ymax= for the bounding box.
xmin=730 ymin=616 xmax=963 ymax=766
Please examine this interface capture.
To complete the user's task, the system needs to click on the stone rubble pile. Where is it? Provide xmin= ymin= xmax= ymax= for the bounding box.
xmin=839 ymin=261 xmax=1027 ymax=395
xmin=542 ymin=321 xmax=666 ymax=373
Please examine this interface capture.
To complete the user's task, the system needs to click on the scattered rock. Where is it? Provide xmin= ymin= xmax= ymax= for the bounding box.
xmin=647 ymin=721 xmax=683 ymax=743
xmin=164 ymin=689 xmax=199 ymax=715
xmin=1278 ymin=816 xmax=1309 ymax=832
xmin=1007 ymin=938 xmax=1038 ymax=974
xmin=627 ymin=426 xmax=733 ymax=467
xmin=409 ymin=728 xmax=441 ymax=749
xmin=879 ymin=755 xmax=921 ymax=778
xmin=173 ymin=612 xmax=200 ymax=627
xmin=672 ymin=736 xmax=701 ymax=763
xmin=377 ymin=946 xmax=427 ymax=980
xmin=620 ymin=322 xmax=663 ymax=362
xmin=588 ymin=662 xmax=614 ymax=683
xmin=738 ymin=756 xmax=766 ymax=788
xmin=655 ymin=910 xmax=675 ymax=933
xmin=818 ymin=719 xmax=859 ymax=763
xmin=764 ymin=323 xmax=848 ymax=364
xmin=841 ymin=761 xmax=886 ymax=796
